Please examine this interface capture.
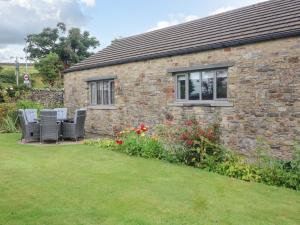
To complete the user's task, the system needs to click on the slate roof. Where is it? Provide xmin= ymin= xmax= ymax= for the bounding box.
xmin=65 ymin=0 xmax=300 ymax=73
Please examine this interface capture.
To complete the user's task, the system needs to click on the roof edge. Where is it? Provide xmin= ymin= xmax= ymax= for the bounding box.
xmin=64 ymin=30 xmax=300 ymax=74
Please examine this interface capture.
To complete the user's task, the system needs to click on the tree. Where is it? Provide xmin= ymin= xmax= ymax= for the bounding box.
xmin=56 ymin=28 xmax=99 ymax=67
xmin=34 ymin=53 xmax=64 ymax=87
xmin=26 ymin=26 xmax=62 ymax=60
xmin=25 ymin=23 xmax=100 ymax=68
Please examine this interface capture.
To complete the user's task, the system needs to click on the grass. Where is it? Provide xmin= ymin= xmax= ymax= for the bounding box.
xmin=0 ymin=65 xmax=45 ymax=88
xmin=0 ymin=133 xmax=299 ymax=225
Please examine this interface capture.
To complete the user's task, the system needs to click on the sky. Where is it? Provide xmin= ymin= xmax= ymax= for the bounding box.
xmin=0 ymin=0 xmax=268 ymax=63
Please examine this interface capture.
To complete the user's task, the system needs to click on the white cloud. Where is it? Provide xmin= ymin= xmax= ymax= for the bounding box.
xmin=210 ymin=6 xmax=236 ymax=15
xmin=148 ymin=14 xmax=199 ymax=31
xmin=0 ymin=44 xmax=26 ymax=63
xmin=148 ymin=0 xmax=269 ymax=32
xmin=210 ymin=0 xmax=268 ymax=15
xmin=80 ymin=0 xmax=95 ymax=7
xmin=0 ymin=0 xmax=91 ymax=62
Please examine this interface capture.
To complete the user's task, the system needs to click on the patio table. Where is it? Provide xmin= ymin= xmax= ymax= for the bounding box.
xmin=34 ymin=119 xmax=64 ymax=141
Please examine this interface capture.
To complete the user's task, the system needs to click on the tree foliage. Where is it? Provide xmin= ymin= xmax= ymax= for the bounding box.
xmin=25 ymin=23 xmax=99 ymax=68
xmin=0 ymin=68 xmax=15 ymax=84
xmin=34 ymin=53 xmax=64 ymax=87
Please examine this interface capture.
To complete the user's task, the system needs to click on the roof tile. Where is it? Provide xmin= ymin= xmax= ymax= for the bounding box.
xmin=65 ymin=0 xmax=300 ymax=73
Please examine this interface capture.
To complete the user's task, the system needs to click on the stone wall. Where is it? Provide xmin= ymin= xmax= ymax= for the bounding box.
xmin=26 ymin=89 xmax=64 ymax=108
xmin=64 ymin=36 xmax=300 ymax=159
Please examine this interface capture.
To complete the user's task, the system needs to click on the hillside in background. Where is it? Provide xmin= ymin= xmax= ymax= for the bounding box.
xmin=0 ymin=63 xmax=45 ymax=88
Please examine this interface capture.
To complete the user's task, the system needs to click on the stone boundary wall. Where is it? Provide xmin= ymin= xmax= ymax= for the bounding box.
xmin=25 ymin=89 xmax=64 ymax=108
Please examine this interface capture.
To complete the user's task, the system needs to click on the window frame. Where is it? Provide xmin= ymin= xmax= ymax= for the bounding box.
xmin=175 ymin=73 xmax=188 ymax=102
xmin=89 ymin=79 xmax=115 ymax=106
xmin=174 ymin=68 xmax=228 ymax=103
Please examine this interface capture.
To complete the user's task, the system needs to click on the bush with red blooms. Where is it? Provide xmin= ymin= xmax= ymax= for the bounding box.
xmin=115 ymin=123 xmax=149 ymax=144
xmin=115 ymin=124 xmax=165 ymax=159
xmin=180 ymin=119 xmax=219 ymax=147
xmin=155 ymin=119 xmax=223 ymax=167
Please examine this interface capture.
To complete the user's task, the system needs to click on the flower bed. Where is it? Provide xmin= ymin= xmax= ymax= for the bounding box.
xmin=85 ymin=120 xmax=300 ymax=190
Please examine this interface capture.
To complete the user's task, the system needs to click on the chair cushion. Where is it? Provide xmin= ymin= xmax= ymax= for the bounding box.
xmin=54 ymin=108 xmax=68 ymax=120
xmin=24 ymin=109 xmax=38 ymax=123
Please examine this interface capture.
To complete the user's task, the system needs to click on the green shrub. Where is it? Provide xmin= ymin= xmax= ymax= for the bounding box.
xmin=0 ymin=103 xmax=18 ymax=133
xmin=156 ymin=119 xmax=223 ymax=167
xmin=0 ymin=115 xmax=19 ymax=133
xmin=0 ymin=100 xmax=43 ymax=133
xmin=248 ymin=139 xmax=300 ymax=189
xmin=0 ymin=85 xmax=31 ymax=103
xmin=156 ymin=120 xmax=300 ymax=190
xmin=0 ymin=85 xmax=4 ymax=103
xmin=16 ymin=100 xmax=43 ymax=110
xmin=0 ymin=68 xmax=16 ymax=84
xmin=116 ymin=125 xmax=165 ymax=159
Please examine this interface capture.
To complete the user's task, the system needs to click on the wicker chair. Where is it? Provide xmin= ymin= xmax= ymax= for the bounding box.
xmin=54 ymin=108 xmax=68 ymax=120
xmin=40 ymin=110 xmax=61 ymax=143
xmin=24 ymin=109 xmax=38 ymax=123
xmin=62 ymin=109 xmax=86 ymax=141
xmin=18 ymin=109 xmax=40 ymax=143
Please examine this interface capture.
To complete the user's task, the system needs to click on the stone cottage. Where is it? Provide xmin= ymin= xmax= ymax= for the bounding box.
xmin=64 ymin=0 xmax=300 ymax=158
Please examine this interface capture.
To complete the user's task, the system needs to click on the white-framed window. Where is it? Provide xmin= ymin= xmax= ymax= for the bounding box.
xmin=89 ymin=79 xmax=115 ymax=105
xmin=175 ymin=69 xmax=228 ymax=102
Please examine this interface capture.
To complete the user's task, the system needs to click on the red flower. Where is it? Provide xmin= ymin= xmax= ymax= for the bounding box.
xmin=140 ymin=123 xmax=148 ymax=132
xmin=180 ymin=133 xmax=188 ymax=140
xmin=116 ymin=140 xmax=123 ymax=145
xmin=198 ymin=129 xmax=206 ymax=136
xmin=186 ymin=140 xmax=194 ymax=147
xmin=205 ymin=128 xmax=215 ymax=140
xmin=136 ymin=129 xmax=142 ymax=135
xmin=184 ymin=120 xmax=193 ymax=126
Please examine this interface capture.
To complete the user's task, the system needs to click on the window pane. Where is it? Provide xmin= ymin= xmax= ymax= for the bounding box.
xmin=97 ymin=81 xmax=103 ymax=105
xmin=202 ymin=71 xmax=214 ymax=100
xmin=90 ymin=82 xmax=97 ymax=105
xmin=216 ymin=70 xmax=228 ymax=99
xmin=103 ymin=81 xmax=109 ymax=105
xmin=189 ymin=72 xmax=200 ymax=100
xmin=177 ymin=75 xmax=186 ymax=100
xmin=110 ymin=81 xmax=115 ymax=104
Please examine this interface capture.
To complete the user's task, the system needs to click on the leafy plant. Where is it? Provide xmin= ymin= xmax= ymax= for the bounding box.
xmin=0 ymin=100 xmax=43 ymax=133
xmin=116 ymin=124 xmax=165 ymax=159
xmin=16 ymin=100 xmax=43 ymax=110
xmin=0 ymin=115 xmax=18 ymax=133
xmin=0 ymin=85 xmax=31 ymax=103
xmin=0 ymin=68 xmax=16 ymax=84
xmin=34 ymin=53 xmax=64 ymax=86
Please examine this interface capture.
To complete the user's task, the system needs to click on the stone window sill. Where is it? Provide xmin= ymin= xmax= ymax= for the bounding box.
xmin=168 ymin=101 xmax=233 ymax=107
xmin=87 ymin=105 xmax=118 ymax=110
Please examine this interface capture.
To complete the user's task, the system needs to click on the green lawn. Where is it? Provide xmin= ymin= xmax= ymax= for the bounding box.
xmin=0 ymin=134 xmax=299 ymax=225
